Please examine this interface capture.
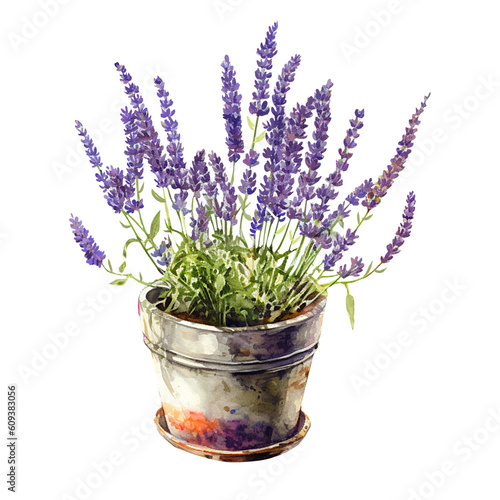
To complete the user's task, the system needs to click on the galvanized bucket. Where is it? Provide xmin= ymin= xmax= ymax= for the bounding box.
xmin=139 ymin=286 xmax=326 ymax=461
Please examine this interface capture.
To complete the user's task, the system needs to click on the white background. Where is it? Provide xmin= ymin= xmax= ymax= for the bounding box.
xmin=2 ymin=1 xmax=500 ymax=499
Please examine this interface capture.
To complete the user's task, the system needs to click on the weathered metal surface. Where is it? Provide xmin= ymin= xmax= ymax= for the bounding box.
xmin=139 ymin=287 xmax=325 ymax=457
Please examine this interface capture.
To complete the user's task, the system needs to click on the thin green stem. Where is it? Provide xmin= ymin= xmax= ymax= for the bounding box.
xmin=122 ymin=212 xmax=164 ymax=275
xmin=102 ymin=264 xmax=152 ymax=287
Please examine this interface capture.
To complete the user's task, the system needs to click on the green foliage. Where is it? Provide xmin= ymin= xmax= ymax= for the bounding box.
xmin=145 ymin=234 xmax=326 ymax=327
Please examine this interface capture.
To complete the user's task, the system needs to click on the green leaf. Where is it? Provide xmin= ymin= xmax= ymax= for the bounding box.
xmin=255 ymin=131 xmax=266 ymax=143
xmin=247 ymin=116 xmax=255 ymax=131
xmin=339 ymin=219 xmax=344 ymax=228
xmin=214 ymin=274 xmax=226 ymax=295
xmin=119 ymin=220 xmax=131 ymax=229
xmin=139 ymin=182 xmax=145 ymax=194
xmin=356 ymin=212 xmax=361 ymax=225
xmin=123 ymin=238 xmax=140 ymax=258
xmin=107 ymin=259 xmax=113 ymax=272
xmin=375 ymin=267 xmax=387 ymax=274
xmin=365 ymin=214 xmax=373 ymax=220
xmin=149 ymin=211 xmax=161 ymax=240
xmin=119 ymin=261 xmax=127 ymax=273
xmin=243 ymin=213 xmax=252 ymax=221
xmin=365 ymin=261 xmax=373 ymax=276
xmin=275 ymin=224 xmax=287 ymax=235
xmin=151 ymin=189 xmax=165 ymax=203
xmin=110 ymin=276 xmax=129 ymax=286
xmin=346 ymin=293 xmax=355 ymax=330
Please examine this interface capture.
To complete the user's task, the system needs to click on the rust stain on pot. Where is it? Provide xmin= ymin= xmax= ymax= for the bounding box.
xmin=289 ymin=367 xmax=310 ymax=390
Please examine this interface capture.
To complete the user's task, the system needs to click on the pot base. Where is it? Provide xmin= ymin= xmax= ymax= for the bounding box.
xmin=154 ymin=407 xmax=311 ymax=462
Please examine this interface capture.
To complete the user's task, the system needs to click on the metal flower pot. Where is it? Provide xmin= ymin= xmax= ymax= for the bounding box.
xmin=139 ymin=286 xmax=326 ymax=462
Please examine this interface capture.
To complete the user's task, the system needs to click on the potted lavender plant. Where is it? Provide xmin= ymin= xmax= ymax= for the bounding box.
xmin=70 ymin=22 xmax=429 ymax=461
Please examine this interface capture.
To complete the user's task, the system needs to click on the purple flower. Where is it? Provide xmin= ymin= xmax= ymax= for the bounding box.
xmin=335 ymin=109 xmax=364 ymax=174
xmin=221 ymin=56 xmax=244 ymax=163
xmin=189 ymin=150 xmax=210 ymax=198
xmin=299 ymin=221 xmax=321 ymax=239
xmin=323 ymin=229 xmax=358 ymax=271
xmin=296 ymin=80 xmax=333 ymax=205
xmin=120 ymin=107 xmax=144 ymax=181
xmin=151 ymin=237 xmax=172 ymax=267
xmin=239 ymin=169 xmax=257 ymax=195
xmin=238 ymin=150 xmax=259 ymax=195
xmin=277 ymin=99 xmax=315 ymax=216
xmin=172 ymin=191 xmax=190 ymax=216
xmin=323 ymin=233 xmax=346 ymax=271
xmin=381 ymin=191 xmax=416 ymax=263
xmin=249 ymin=22 xmax=278 ymax=117
xmin=208 ymin=152 xmax=237 ymax=224
xmin=115 ymin=63 xmax=170 ymax=189
xmin=314 ymin=231 xmax=333 ymax=250
xmin=95 ymin=166 xmax=138 ymax=214
xmin=302 ymin=107 xmax=364 ymax=230
xmin=287 ymin=205 xmax=303 ymax=220
xmin=69 ymin=215 xmax=106 ymax=267
xmin=76 ymin=118 xmax=142 ymax=215
xmin=154 ymin=76 xmax=188 ymax=189
xmin=254 ymin=55 xmax=301 ymax=230
xmin=338 ymin=257 xmax=364 ymax=278
xmin=190 ymin=204 xmax=210 ymax=241
xmin=75 ymin=121 xmax=102 ymax=169
xmin=363 ymin=95 xmax=430 ymax=209
xmin=346 ymin=178 xmax=373 ymax=206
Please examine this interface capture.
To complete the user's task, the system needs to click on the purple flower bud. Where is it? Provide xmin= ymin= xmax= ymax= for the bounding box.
xmin=208 ymin=152 xmax=237 ymax=224
xmin=221 ymin=56 xmax=244 ymax=163
xmin=323 ymin=229 xmax=358 ymax=271
xmin=363 ymin=95 xmax=430 ymax=209
xmin=338 ymin=257 xmax=364 ymax=278
xmin=249 ymin=22 xmax=278 ymax=117
xmin=172 ymin=191 xmax=190 ymax=216
xmin=189 ymin=150 xmax=210 ymax=198
xmin=346 ymin=178 xmax=373 ymax=206
xmin=75 ymin=121 xmax=102 ymax=169
xmin=154 ymin=76 xmax=188 ymax=189
xmin=190 ymin=204 xmax=210 ymax=241
xmin=115 ymin=63 xmax=168 ymax=189
xmin=151 ymin=237 xmax=172 ymax=267
xmin=69 ymin=215 xmax=106 ymax=267
xmin=381 ymin=191 xmax=416 ymax=263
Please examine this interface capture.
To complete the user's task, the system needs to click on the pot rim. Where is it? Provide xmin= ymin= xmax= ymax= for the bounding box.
xmin=139 ymin=285 xmax=327 ymax=334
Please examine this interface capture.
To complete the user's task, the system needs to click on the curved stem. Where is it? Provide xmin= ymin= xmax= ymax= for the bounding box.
xmin=122 ymin=212 xmax=164 ymax=275
xmin=102 ymin=263 xmax=153 ymax=287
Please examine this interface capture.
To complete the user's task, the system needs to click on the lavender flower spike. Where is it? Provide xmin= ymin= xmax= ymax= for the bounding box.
xmin=154 ymin=76 xmax=188 ymax=189
xmin=363 ymin=95 xmax=430 ymax=209
xmin=115 ymin=63 xmax=169 ymax=189
xmin=249 ymin=22 xmax=278 ymax=117
xmin=151 ymin=237 xmax=172 ymax=267
xmin=338 ymin=257 xmax=364 ymax=278
xmin=221 ymin=55 xmax=244 ymax=163
xmin=76 ymin=119 xmax=138 ymax=214
xmin=75 ymin=120 xmax=102 ymax=169
xmin=208 ymin=152 xmax=237 ymax=225
xmin=254 ymin=54 xmax=301 ymax=230
xmin=381 ymin=191 xmax=416 ymax=263
xmin=69 ymin=215 xmax=106 ymax=267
